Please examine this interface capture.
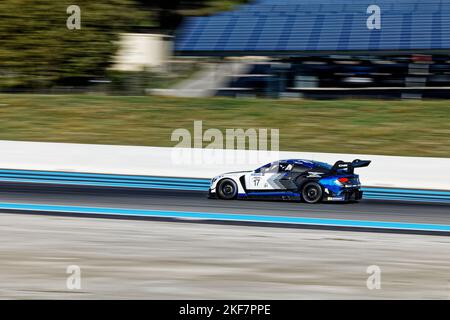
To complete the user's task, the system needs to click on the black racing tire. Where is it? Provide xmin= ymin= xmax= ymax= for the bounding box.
xmin=216 ymin=179 xmax=238 ymax=200
xmin=301 ymin=182 xmax=323 ymax=204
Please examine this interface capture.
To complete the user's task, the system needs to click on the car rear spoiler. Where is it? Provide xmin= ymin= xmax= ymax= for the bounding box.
xmin=330 ymin=159 xmax=371 ymax=174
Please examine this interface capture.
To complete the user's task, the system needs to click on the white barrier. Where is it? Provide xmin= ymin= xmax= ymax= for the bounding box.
xmin=0 ymin=140 xmax=449 ymax=190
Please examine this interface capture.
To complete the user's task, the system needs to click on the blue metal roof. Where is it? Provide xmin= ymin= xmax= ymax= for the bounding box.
xmin=175 ymin=0 xmax=450 ymax=55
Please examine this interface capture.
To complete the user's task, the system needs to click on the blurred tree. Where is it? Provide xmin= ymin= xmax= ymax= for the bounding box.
xmin=0 ymin=0 xmax=151 ymax=89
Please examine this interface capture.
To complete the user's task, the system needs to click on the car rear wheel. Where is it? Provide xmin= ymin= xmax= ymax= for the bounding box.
xmin=302 ymin=182 xmax=323 ymax=204
xmin=217 ymin=179 xmax=238 ymax=200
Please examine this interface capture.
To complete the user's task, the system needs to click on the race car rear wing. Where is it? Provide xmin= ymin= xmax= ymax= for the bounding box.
xmin=330 ymin=159 xmax=371 ymax=174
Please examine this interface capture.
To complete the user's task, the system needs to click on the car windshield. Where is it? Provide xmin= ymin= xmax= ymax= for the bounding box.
xmin=255 ymin=162 xmax=278 ymax=173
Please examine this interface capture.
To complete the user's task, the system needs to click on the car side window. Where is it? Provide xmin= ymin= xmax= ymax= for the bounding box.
xmin=278 ymin=163 xmax=293 ymax=173
xmin=269 ymin=163 xmax=279 ymax=172
xmin=291 ymin=164 xmax=309 ymax=173
xmin=255 ymin=162 xmax=280 ymax=174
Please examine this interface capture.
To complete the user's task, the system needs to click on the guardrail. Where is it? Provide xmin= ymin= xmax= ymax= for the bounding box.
xmin=0 ymin=169 xmax=449 ymax=204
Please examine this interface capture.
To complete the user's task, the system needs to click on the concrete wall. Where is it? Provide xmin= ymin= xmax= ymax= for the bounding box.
xmin=112 ymin=33 xmax=172 ymax=71
xmin=0 ymin=140 xmax=449 ymax=190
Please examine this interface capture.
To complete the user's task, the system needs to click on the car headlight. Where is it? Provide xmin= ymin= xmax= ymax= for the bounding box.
xmin=211 ymin=176 xmax=223 ymax=184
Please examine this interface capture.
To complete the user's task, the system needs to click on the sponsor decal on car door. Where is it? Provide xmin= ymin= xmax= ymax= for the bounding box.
xmin=246 ymin=163 xmax=287 ymax=191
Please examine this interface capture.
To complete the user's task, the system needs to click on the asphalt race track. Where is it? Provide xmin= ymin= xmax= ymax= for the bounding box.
xmin=0 ymin=183 xmax=448 ymax=234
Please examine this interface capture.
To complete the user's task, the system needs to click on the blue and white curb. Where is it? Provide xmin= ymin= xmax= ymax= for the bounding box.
xmin=0 ymin=169 xmax=449 ymax=203
xmin=363 ymin=187 xmax=450 ymax=203
xmin=0 ymin=202 xmax=449 ymax=233
xmin=0 ymin=169 xmax=208 ymax=191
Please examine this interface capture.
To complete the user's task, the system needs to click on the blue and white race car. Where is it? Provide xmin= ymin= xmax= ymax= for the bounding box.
xmin=208 ymin=159 xmax=371 ymax=203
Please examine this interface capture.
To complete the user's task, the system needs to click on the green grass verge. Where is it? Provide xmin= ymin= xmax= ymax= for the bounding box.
xmin=0 ymin=94 xmax=449 ymax=157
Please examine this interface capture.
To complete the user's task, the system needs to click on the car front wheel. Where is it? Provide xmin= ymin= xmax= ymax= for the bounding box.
xmin=217 ymin=179 xmax=238 ymax=200
xmin=302 ymin=182 xmax=323 ymax=204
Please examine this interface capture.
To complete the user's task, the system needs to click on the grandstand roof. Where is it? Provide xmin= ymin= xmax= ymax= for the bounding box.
xmin=175 ymin=0 xmax=450 ymax=55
